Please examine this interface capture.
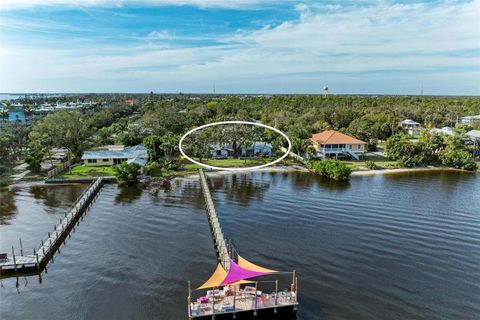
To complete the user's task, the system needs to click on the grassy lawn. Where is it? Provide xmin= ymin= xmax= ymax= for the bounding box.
xmin=184 ymin=157 xmax=269 ymax=168
xmin=178 ymin=156 xmax=298 ymax=174
xmin=57 ymin=164 xmax=116 ymax=179
xmin=344 ymin=160 xmax=400 ymax=171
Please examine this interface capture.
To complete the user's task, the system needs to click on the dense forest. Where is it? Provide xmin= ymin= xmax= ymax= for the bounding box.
xmin=1 ymin=94 xmax=479 ymax=184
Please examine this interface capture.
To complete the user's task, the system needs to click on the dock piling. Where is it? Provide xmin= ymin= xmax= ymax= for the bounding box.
xmin=12 ymin=247 xmax=16 ymax=272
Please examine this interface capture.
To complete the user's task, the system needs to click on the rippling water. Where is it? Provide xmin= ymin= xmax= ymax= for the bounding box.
xmin=1 ymin=171 xmax=479 ymax=320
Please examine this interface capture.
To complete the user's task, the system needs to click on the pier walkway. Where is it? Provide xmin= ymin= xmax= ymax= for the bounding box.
xmin=194 ymin=169 xmax=298 ymax=319
xmin=198 ymin=169 xmax=230 ymax=271
xmin=0 ymin=177 xmax=104 ymax=276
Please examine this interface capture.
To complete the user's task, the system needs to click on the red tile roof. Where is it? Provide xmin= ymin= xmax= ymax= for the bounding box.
xmin=310 ymin=130 xmax=366 ymax=145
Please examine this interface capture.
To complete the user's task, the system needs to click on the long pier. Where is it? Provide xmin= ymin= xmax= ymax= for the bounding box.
xmin=0 ymin=177 xmax=104 ymax=277
xmin=192 ymin=170 xmax=298 ymax=320
xmin=198 ymin=169 xmax=230 ymax=271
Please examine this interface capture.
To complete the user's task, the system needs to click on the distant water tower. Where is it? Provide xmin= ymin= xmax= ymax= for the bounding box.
xmin=323 ymin=85 xmax=329 ymax=97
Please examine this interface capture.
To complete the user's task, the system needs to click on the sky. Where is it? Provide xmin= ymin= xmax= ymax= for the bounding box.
xmin=0 ymin=0 xmax=479 ymax=95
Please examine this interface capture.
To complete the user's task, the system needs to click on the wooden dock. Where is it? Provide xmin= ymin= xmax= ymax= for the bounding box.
xmin=193 ymin=170 xmax=298 ymax=319
xmin=198 ymin=169 xmax=230 ymax=271
xmin=0 ymin=177 xmax=104 ymax=277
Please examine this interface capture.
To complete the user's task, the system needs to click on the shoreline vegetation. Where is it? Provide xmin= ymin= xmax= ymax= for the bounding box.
xmin=1 ymin=95 xmax=479 ymax=187
xmin=1 ymin=164 xmax=477 ymax=190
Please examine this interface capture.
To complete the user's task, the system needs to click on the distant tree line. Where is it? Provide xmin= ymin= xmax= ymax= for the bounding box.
xmin=1 ymin=94 xmax=478 ymax=183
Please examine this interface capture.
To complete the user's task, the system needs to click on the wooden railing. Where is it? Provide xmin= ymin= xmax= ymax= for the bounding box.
xmin=199 ymin=169 xmax=230 ymax=270
xmin=47 ymin=157 xmax=79 ymax=178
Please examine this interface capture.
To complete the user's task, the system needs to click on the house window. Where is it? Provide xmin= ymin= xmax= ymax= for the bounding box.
xmin=87 ymin=159 xmax=97 ymax=164
xmin=103 ymin=159 xmax=109 ymax=162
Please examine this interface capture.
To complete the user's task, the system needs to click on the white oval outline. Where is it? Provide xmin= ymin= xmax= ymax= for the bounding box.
xmin=179 ymin=121 xmax=292 ymax=171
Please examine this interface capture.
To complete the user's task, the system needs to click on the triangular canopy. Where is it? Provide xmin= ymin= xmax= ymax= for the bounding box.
xmin=220 ymin=260 xmax=273 ymax=286
xmin=196 ymin=264 xmax=251 ymax=290
xmin=197 ymin=264 xmax=227 ymax=290
xmin=237 ymin=255 xmax=278 ymax=273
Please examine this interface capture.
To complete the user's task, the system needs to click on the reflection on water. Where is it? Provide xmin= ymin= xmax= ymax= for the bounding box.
xmin=0 ymin=187 xmax=19 ymax=224
xmin=114 ymin=185 xmax=143 ymax=204
xmin=210 ymin=173 xmax=271 ymax=205
xmin=29 ymin=184 xmax=86 ymax=211
xmin=0 ymin=183 xmax=86 ymax=252
xmin=0 ymin=171 xmax=479 ymax=320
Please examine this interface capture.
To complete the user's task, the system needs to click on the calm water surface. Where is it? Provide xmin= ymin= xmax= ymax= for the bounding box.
xmin=0 ymin=171 xmax=479 ymax=320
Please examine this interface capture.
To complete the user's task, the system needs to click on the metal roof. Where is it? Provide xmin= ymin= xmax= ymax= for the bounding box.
xmin=81 ymin=145 xmax=147 ymax=160
xmin=127 ymin=157 xmax=147 ymax=167
xmin=401 ymin=119 xmax=420 ymax=125
xmin=467 ymin=130 xmax=480 ymax=139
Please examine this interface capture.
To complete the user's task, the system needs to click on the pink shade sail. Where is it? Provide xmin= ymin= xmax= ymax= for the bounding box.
xmin=220 ymin=259 xmax=273 ymax=286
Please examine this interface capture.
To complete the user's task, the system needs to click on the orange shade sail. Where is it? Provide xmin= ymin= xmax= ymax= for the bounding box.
xmin=237 ymin=255 xmax=278 ymax=273
xmin=197 ymin=263 xmax=227 ymax=290
xmin=197 ymin=256 xmax=278 ymax=290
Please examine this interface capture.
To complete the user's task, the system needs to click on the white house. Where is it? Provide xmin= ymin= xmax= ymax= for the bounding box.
xmin=81 ymin=145 xmax=148 ymax=166
xmin=241 ymin=142 xmax=272 ymax=157
xmin=210 ymin=143 xmax=233 ymax=158
xmin=460 ymin=115 xmax=480 ymax=125
xmin=400 ymin=119 xmax=421 ymax=135
xmin=210 ymin=142 xmax=272 ymax=158
xmin=430 ymin=127 xmax=455 ymax=136
xmin=466 ymin=130 xmax=480 ymax=156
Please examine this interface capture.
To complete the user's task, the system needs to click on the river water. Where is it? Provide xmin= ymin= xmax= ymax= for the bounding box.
xmin=0 ymin=171 xmax=479 ymax=320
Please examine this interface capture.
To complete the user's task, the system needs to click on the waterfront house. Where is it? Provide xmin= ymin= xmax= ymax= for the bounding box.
xmin=466 ymin=130 xmax=480 ymax=156
xmin=81 ymin=144 xmax=148 ymax=166
xmin=460 ymin=115 xmax=480 ymax=125
xmin=210 ymin=143 xmax=233 ymax=158
xmin=400 ymin=119 xmax=420 ymax=135
xmin=310 ymin=130 xmax=366 ymax=160
xmin=241 ymin=142 xmax=272 ymax=157
xmin=430 ymin=127 xmax=455 ymax=136
xmin=210 ymin=142 xmax=273 ymax=158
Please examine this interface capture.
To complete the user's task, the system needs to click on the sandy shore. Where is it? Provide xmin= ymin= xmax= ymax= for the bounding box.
xmin=178 ymin=165 xmax=476 ymax=181
xmin=4 ymin=165 xmax=475 ymax=189
xmin=351 ymin=166 xmax=472 ymax=176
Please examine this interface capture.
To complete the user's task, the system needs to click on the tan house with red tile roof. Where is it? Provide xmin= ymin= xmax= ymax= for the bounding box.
xmin=310 ymin=130 xmax=366 ymax=160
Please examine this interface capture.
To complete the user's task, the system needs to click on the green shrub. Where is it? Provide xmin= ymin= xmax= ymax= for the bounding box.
xmin=440 ymin=149 xmax=477 ymax=171
xmin=146 ymin=161 xmax=162 ymax=176
xmin=114 ymin=162 xmax=141 ymax=186
xmin=398 ymin=154 xmax=427 ymax=168
xmin=0 ymin=176 xmax=11 ymax=187
xmin=311 ymin=160 xmax=352 ymax=181
xmin=365 ymin=160 xmax=378 ymax=170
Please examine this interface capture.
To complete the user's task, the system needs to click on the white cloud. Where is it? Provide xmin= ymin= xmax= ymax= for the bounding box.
xmin=1 ymin=0 xmax=479 ymax=94
xmin=0 ymin=0 xmax=270 ymax=11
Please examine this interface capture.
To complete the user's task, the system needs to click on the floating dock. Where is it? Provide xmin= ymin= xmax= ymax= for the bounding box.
xmin=0 ymin=177 xmax=104 ymax=277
